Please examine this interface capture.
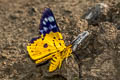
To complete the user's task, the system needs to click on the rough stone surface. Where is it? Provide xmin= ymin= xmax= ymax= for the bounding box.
xmin=0 ymin=0 xmax=120 ymax=80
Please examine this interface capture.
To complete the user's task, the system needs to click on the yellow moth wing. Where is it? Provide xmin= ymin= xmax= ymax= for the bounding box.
xmin=49 ymin=53 xmax=61 ymax=72
xmin=27 ymin=32 xmax=66 ymax=62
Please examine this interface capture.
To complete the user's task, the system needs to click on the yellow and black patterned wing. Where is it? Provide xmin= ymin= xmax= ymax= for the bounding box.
xmin=27 ymin=8 xmax=66 ymax=65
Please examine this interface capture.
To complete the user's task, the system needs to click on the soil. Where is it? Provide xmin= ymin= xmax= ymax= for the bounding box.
xmin=0 ymin=0 xmax=120 ymax=80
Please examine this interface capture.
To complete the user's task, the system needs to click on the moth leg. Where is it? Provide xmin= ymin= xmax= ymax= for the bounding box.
xmin=65 ymin=54 xmax=74 ymax=64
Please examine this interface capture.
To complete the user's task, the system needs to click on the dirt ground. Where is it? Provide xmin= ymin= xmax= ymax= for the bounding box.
xmin=0 ymin=0 xmax=120 ymax=80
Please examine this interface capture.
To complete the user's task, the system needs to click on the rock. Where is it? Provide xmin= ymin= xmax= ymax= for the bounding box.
xmin=82 ymin=3 xmax=109 ymax=25
xmin=28 ymin=7 xmax=38 ymax=16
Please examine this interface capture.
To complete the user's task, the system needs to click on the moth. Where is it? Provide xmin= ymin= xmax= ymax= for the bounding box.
xmin=27 ymin=8 xmax=89 ymax=72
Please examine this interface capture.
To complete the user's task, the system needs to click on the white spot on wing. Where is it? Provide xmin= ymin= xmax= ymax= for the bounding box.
xmin=49 ymin=24 xmax=54 ymax=30
xmin=53 ymin=25 xmax=56 ymax=28
xmin=48 ymin=16 xmax=54 ymax=22
xmin=43 ymin=21 xmax=46 ymax=25
xmin=44 ymin=18 xmax=48 ymax=22
xmin=43 ymin=27 xmax=48 ymax=31
xmin=50 ymin=16 xmax=54 ymax=21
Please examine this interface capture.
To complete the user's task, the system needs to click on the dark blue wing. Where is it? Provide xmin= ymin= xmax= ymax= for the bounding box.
xmin=30 ymin=8 xmax=60 ymax=43
xmin=39 ymin=8 xmax=60 ymax=35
